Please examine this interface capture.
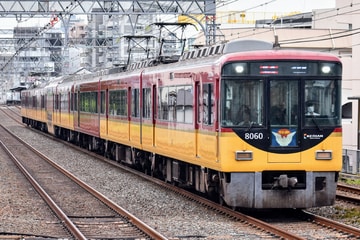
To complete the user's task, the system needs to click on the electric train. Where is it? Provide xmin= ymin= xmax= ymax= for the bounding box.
xmin=21 ymin=39 xmax=342 ymax=208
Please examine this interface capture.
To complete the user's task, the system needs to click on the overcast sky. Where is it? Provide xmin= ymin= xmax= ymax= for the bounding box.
xmin=3 ymin=0 xmax=337 ymax=29
xmin=218 ymin=0 xmax=336 ymax=13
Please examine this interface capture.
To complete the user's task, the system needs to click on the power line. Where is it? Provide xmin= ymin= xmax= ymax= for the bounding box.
xmin=279 ymin=29 xmax=360 ymax=45
xmin=279 ymin=27 xmax=360 ymax=43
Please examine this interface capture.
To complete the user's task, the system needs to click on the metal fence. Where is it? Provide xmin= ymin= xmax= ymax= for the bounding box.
xmin=342 ymin=149 xmax=360 ymax=174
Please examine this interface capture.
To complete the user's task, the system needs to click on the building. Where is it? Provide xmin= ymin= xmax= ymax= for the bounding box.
xmin=13 ymin=26 xmax=62 ymax=85
xmin=193 ymin=0 xmax=359 ymax=172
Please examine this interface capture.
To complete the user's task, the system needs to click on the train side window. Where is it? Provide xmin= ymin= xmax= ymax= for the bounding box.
xmin=32 ymin=96 xmax=37 ymax=108
xmin=143 ymin=88 xmax=151 ymax=119
xmin=109 ymin=91 xmax=117 ymax=115
xmin=79 ymin=92 xmax=97 ymax=113
xmin=40 ymin=95 xmax=45 ymax=109
xmin=100 ymin=91 xmax=105 ymax=114
xmin=158 ymin=87 xmax=169 ymax=120
xmin=54 ymin=94 xmax=59 ymax=110
xmin=168 ymin=86 xmax=177 ymax=121
xmin=176 ymin=85 xmax=193 ymax=123
xmin=90 ymin=92 xmax=98 ymax=113
xmin=74 ymin=93 xmax=78 ymax=111
xmin=70 ymin=93 xmax=74 ymax=111
xmin=80 ymin=93 xmax=85 ymax=112
xmin=61 ymin=92 xmax=68 ymax=112
xmin=202 ymin=83 xmax=214 ymax=125
xmin=131 ymin=88 xmax=140 ymax=118
xmin=119 ymin=90 xmax=128 ymax=116
xmin=60 ymin=93 xmax=63 ymax=112
xmin=109 ymin=90 xmax=127 ymax=116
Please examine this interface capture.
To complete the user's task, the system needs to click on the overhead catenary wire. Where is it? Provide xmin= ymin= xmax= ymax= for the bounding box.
xmin=1 ymin=1 xmax=359 ymax=72
xmin=0 ymin=1 xmax=80 ymax=71
xmin=184 ymin=1 xmax=359 ymax=45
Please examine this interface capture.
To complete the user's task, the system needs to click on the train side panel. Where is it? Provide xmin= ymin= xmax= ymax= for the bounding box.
xmin=21 ymin=90 xmax=48 ymax=131
xmin=74 ymin=78 xmax=101 ymax=138
xmin=53 ymin=84 xmax=75 ymax=133
xmin=196 ymin=129 xmax=219 ymax=169
xmin=103 ymin=117 xmax=130 ymax=144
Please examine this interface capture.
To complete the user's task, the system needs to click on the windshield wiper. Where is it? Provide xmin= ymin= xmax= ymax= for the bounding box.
xmin=246 ymin=122 xmax=254 ymax=131
xmin=310 ymin=116 xmax=322 ymax=131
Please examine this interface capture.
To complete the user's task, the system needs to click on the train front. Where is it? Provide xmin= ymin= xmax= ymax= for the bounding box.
xmin=219 ymin=53 xmax=342 ymax=208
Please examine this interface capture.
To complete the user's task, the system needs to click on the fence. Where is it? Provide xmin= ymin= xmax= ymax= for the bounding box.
xmin=342 ymin=149 xmax=360 ymax=174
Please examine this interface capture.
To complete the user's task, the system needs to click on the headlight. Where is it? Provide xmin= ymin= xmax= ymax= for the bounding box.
xmin=321 ymin=65 xmax=331 ymax=74
xmin=316 ymin=150 xmax=332 ymax=160
xmin=235 ymin=151 xmax=253 ymax=161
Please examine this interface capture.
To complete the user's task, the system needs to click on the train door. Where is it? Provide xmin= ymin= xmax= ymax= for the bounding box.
xmin=70 ymin=85 xmax=75 ymax=127
xmin=105 ymin=89 xmax=109 ymax=136
xmin=97 ymin=78 xmax=102 ymax=133
xmin=45 ymin=89 xmax=54 ymax=135
xmin=268 ymin=79 xmax=300 ymax=162
xmin=127 ymin=86 xmax=131 ymax=142
xmin=54 ymin=89 xmax=59 ymax=124
xmin=197 ymin=81 xmax=218 ymax=163
xmin=129 ymin=86 xmax=141 ymax=148
xmin=67 ymin=91 xmax=71 ymax=126
xmin=73 ymin=88 xmax=80 ymax=128
xmin=139 ymin=83 xmax=153 ymax=149
xmin=152 ymin=84 xmax=156 ymax=147
xmin=194 ymin=81 xmax=199 ymax=157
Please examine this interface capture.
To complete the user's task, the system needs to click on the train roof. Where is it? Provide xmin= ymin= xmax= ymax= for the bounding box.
xmin=24 ymin=39 xmax=340 ymax=92
xmin=224 ymin=48 xmax=341 ymax=62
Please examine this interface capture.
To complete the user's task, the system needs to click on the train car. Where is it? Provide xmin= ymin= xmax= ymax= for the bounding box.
xmin=53 ymin=76 xmax=77 ymax=139
xmin=21 ymin=39 xmax=342 ymax=209
xmin=6 ymin=91 xmax=21 ymax=105
xmin=21 ymin=81 xmax=51 ymax=132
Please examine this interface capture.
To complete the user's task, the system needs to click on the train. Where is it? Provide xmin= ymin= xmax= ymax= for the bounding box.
xmin=6 ymin=91 xmax=21 ymax=105
xmin=21 ymin=39 xmax=343 ymax=209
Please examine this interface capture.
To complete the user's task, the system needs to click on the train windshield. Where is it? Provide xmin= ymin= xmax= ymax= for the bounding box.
xmin=270 ymin=79 xmax=341 ymax=127
xmin=221 ymin=61 xmax=342 ymax=129
xmin=221 ymin=79 xmax=264 ymax=127
xmin=303 ymin=79 xmax=341 ymax=126
xmin=270 ymin=80 xmax=298 ymax=126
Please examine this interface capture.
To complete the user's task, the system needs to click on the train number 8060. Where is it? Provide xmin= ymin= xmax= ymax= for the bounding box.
xmin=244 ymin=132 xmax=264 ymax=140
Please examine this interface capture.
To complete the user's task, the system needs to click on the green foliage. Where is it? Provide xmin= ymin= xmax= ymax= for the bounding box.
xmin=343 ymin=178 xmax=360 ymax=185
xmin=334 ymin=206 xmax=360 ymax=222
xmin=339 ymin=174 xmax=360 ymax=186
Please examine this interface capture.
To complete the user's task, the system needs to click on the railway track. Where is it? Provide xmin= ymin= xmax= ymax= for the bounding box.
xmin=0 ymin=122 xmax=166 ymax=239
xmin=1 ymin=105 xmax=22 ymax=124
xmin=337 ymin=183 xmax=360 ymax=205
xmin=20 ymin=128 xmax=360 ymax=239
xmin=2 ymin=105 xmax=360 ymax=239
xmin=34 ymin=136 xmax=360 ymax=239
xmin=247 ymin=208 xmax=360 ymax=239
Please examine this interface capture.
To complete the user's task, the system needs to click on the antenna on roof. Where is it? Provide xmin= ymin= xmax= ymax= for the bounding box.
xmin=150 ymin=22 xmax=196 ymax=63
xmin=273 ymin=35 xmax=280 ymax=48
xmin=122 ymin=35 xmax=156 ymax=67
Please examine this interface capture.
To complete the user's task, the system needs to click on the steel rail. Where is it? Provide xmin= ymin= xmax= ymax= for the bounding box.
xmin=337 ymin=183 xmax=360 ymax=194
xmin=0 ymin=127 xmax=86 ymax=239
xmin=302 ymin=210 xmax=360 ymax=237
xmin=2 ymin=124 xmax=168 ymax=240
xmin=68 ymin=139 xmax=305 ymax=240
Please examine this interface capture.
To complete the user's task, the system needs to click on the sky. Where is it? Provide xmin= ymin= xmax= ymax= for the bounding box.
xmin=219 ymin=0 xmax=336 ymax=13
xmin=2 ymin=0 xmax=336 ymax=29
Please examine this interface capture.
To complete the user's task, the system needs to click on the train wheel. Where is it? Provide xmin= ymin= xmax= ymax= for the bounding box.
xmin=207 ymin=186 xmax=219 ymax=202
xmin=219 ymin=195 xmax=225 ymax=206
